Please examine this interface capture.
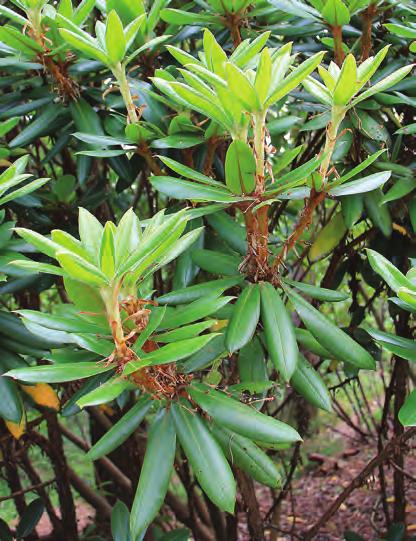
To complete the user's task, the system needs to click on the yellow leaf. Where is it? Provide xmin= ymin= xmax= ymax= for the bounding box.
xmin=6 ymin=415 xmax=26 ymax=440
xmin=210 ymin=319 xmax=228 ymax=331
xmin=20 ymin=383 xmax=60 ymax=411
xmin=99 ymin=404 xmax=115 ymax=416
xmin=329 ymin=359 xmax=340 ymax=372
xmin=392 ymin=223 xmax=410 ymax=237
xmin=309 ymin=212 xmax=347 ymax=261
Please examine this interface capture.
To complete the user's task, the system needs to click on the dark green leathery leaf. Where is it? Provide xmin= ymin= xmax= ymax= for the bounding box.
xmin=180 ymin=334 xmax=227 ymax=373
xmin=0 ymin=377 xmax=23 ymax=423
xmin=364 ymin=189 xmax=392 ymax=238
xmin=211 ymin=423 xmax=281 ymax=488
xmin=111 ymin=501 xmax=131 ymax=541
xmin=283 ymin=278 xmax=349 ymax=302
xmin=191 ymin=249 xmax=241 ymax=276
xmin=87 ymin=396 xmax=152 ymax=460
xmin=206 ymin=211 xmax=247 ymax=255
xmin=295 ymin=328 xmax=335 ymax=359
xmin=171 ymin=400 xmax=236 ymax=513
xmin=157 ymin=277 xmax=242 ymax=305
xmin=238 ymin=337 xmax=268 ymax=409
xmin=341 ymin=194 xmax=363 ymax=228
xmin=260 ymin=282 xmax=298 ymax=381
xmin=130 ymin=408 xmax=176 ymax=538
xmin=159 ymin=295 xmax=233 ymax=329
xmin=188 ymin=383 xmax=301 ymax=444
xmin=286 ymin=287 xmax=375 ymax=370
xmin=225 ymin=283 xmax=260 ymax=353
xmin=291 ymin=354 xmax=332 ymax=411
xmin=398 ymin=389 xmax=416 ymax=427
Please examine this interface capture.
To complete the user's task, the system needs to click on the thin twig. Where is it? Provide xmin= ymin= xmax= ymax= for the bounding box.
xmin=0 ymin=479 xmax=55 ymax=503
xmin=303 ymin=427 xmax=416 ymax=540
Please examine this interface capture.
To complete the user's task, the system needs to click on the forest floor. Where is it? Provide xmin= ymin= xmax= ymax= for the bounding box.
xmin=10 ymin=409 xmax=416 ymax=540
xmin=33 ymin=421 xmax=415 ymax=541
xmin=244 ymin=422 xmax=416 ymax=541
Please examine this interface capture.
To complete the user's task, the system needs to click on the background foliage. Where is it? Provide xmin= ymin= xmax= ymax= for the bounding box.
xmin=0 ymin=0 xmax=415 ymax=540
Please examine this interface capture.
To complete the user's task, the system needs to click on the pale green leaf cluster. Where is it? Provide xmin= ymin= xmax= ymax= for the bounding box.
xmin=0 ymin=156 xmax=49 ymax=207
xmin=153 ymin=29 xmax=324 ymax=139
xmin=304 ymin=47 xmax=414 ymax=108
xmin=12 ymin=207 xmax=199 ymax=297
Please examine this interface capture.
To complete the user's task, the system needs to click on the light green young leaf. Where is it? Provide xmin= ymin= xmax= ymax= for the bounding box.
xmin=14 ymin=228 xmax=59 ymax=258
xmin=225 ymin=140 xmax=256 ymax=195
xmin=321 ymin=0 xmax=350 ymax=26
xmin=6 ymin=362 xmax=112 ymax=383
xmin=78 ymin=208 xmax=104 ymax=261
xmin=255 ymin=48 xmax=272 ymax=104
xmin=333 ymin=54 xmax=357 ymax=105
xmin=56 ymin=252 xmax=108 ymax=286
xmin=225 ymin=63 xmax=261 ymax=112
xmin=366 ymin=249 xmax=415 ymax=293
xmin=105 ymin=10 xmax=126 ymax=65
xmin=356 ymin=45 xmax=390 ymax=91
xmin=203 ymin=28 xmax=227 ymax=76
xmin=59 ymin=28 xmax=109 ymax=64
xmin=330 ymin=171 xmax=391 ymax=196
xmin=352 ymin=64 xmax=414 ymax=107
xmin=266 ymin=51 xmax=326 ymax=107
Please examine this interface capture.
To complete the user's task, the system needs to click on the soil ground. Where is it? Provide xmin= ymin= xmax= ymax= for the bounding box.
xmin=33 ymin=423 xmax=416 ymax=541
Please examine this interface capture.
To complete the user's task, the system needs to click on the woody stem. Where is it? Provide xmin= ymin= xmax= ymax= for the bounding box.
xmin=101 ymin=286 xmax=125 ymax=354
xmin=113 ymin=64 xmax=139 ymax=124
xmin=332 ymin=25 xmax=345 ymax=66
xmin=271 ymin=106 xmax=346 ymax=271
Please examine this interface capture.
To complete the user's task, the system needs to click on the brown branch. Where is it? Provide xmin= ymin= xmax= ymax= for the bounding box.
xmin=332 ymin=396 xmax=370 ymax=439
xmin=272 ymin=189 xmax=326 ymax=272
xmin=67 ymin=467 xmax=112 ymax=518
xmin=389 ymin=459 xmax=416 ymax=484
xmin=3 ymin=457 xmax=27 ymax=517
xmin=165 ymin=492 xmax=215 ymax=541
xmin=242 ymin=204 xmax=270 ymax=281
xmin=320 ymin=227 xmax=376 ymax=288
xmin=39 ymin=53 xmax=79 ymax=100
xmin=45 ymin=414 xmax=79 ymax=541
xmin=303 ymin=427 xmax=416 ymax=540
xmin=332 ymin=25 xmax=345 ymax=66
xmin=58 ymin=423 xmax=132 ymax=493
xmin=225 ymin=14 xmax=242 ymax=48
xmin=19 ymin=453 xmax=63 ymax=537
xmin=0 ymin=479 xmax=55 ymax=503
xmin=393 ymin=313 xmax=410 ymax=523
xmin=236 ymin=470 xmax=265 ymax=541
xmin=203 ymin=136 xmax=220 ymax=176
xmin=88 ymin=406 xmax=113 ymax=431
xmin=266 ymin=442 xmax=301 ymax=520
xmin=328 ymin=376 xmax=358 ymax=391
xmin=137 ymin=143 xmax=163 ymax=175
xmin=361 ymin=3 xmax=378 ymax=61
